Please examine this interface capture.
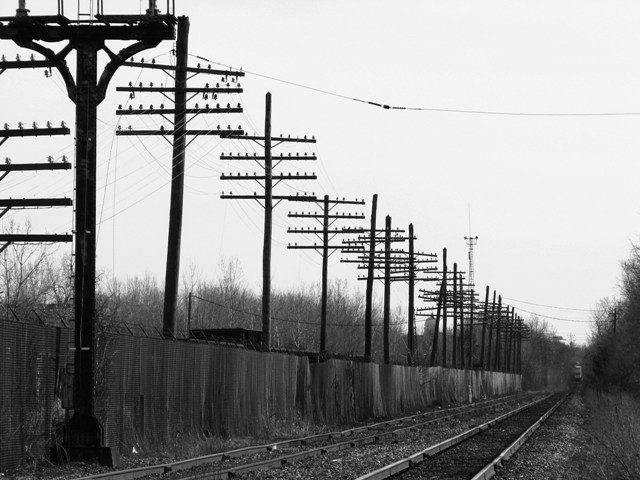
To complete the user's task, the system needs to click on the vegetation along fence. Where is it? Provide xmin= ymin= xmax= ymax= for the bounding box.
xmin=0 ymin=318 xmax=521 ymax=472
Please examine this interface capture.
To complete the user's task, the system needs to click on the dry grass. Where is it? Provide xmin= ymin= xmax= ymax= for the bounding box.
xmin=583 ymin=389 xmax=640 ymax=480
xmin=127 ymin=414 xmax=328 ymax=464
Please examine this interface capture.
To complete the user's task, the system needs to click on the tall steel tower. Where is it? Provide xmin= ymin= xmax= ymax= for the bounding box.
xmin=464 ymin=235 xmax=478 ymax=290
xmin=1 ymin=0 xmax=175 ymax=466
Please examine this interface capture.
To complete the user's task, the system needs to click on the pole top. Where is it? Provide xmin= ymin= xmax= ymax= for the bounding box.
xmin=146 ymin=0 xmax=160 ymax=15
xmin=16 ymin=0 xmax=29 ymax=16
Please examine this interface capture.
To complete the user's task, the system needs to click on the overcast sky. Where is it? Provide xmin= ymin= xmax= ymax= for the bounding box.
xmin=3 ymin=0 xmax=640 ymax=344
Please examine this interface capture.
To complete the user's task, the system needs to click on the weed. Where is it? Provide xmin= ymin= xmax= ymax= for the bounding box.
xmin=583 ymin=388 xmax=640 ymax=480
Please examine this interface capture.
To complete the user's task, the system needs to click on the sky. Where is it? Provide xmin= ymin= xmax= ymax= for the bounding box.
xmin=3 ymin=0 xmax=640 ymax=345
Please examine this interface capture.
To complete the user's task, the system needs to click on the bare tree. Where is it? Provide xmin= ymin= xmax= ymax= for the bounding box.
xmin=0 ymin=219 xmax=62 ymax=320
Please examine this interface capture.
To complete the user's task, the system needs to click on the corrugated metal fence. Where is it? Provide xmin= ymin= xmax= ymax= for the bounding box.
xmin=0 ymin=318 xmax=521 ymax=472
xmin=0 ymin=319 xmax=72 ymax=472
xmin=100 ymin=335 xmax=311 ymax=450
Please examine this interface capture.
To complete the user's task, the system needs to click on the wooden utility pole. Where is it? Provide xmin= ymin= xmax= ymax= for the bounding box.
xmin=480 ymin=285 xmax=490 ymax=367
xmin=115 ymin=29 xmax=244 ymax=338
xmin=364 ymin=194 xmax=377 ymax=361
xmin=452 ymin=263 xmax=458 ymax=367
xmin=383 ymin=215 xmax=392 ymax=364
xmin=493 ymin=295 xmax=502 ymax=371
xmin=288 ymin=196 xmax=365 ymax=354
xmin=487 ymin=290 xmax=496 ymax=370
xmin=407 ymin=223 xmax=416 ymax=365
xmin=516 ymin=316 xmax=524 ymax=373
xmin=506 ymin=307 xmax=515 ymax=372
xmin=442 ymin=250 xmax=448 ymax=366
xmin=187 ymin=291 xmax=193 ymax=334
xmin=321 ymin=195 xmax=329 ymax=350
xmin=427 ymin=248 xmax=447 ymax=366
xmin=220 ymin=94 xmax=316 ymax=348
xmin=1 ymin=0 xmax=175 ymax=466
xmin=503 ymin=306 xmax=510 ymax=371
xmin=429 ymin=280 xmax=445 ymax=365
xmin=459 ymin=272 xmax=465 ymax=368
xmin=162 ymin=16 xmax=188 ymax=338
xmin=342 ymin=219 xmax=435 ymax=364
xmin=512 ymin=313 xmax=518 ymax=372
xmin=262 ymin=93 xmax=273 ymax=346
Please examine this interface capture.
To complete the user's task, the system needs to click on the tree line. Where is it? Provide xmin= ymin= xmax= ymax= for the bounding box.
xmin=1 ymin=218 xmax=582 ymax=379
xmin=586 ymin=242 xmax=640 ymax=393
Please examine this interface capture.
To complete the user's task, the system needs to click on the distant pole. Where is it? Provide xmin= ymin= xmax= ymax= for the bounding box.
xmin=383 ymin=215 xmax=392 ymax=364
xmin=442 ymin=248 xmax=448 ymax=367
xmin=512 ymin=309 xmax=517 ymax=372
xmin=262 ymin=93 xmax=273 ymax=348
xmin=430 ymin=280 xmax=444 ymax=366
xmin=512 ymin=315 xmax=520 ymax=373
xmin=493 ymin=295 xmax=502 ymax=371
xmin=487 ymin=290 xmax=496 ymax=370
xmin=512 ymin=315 xmax=517 ymax=372
xmin=407 ymin=223 xmax=415 ymax=365
xmin=516 ymin=316 xmax=523 ymax=373
xmin=467 ymin=281 xmax=473 ymax=368
xmin=504 ymin=307 xmax=512 ymax=372
xmin=480 ymin=286 xmax=489 ymax=368
xmin=503 ymin=306 xmax=510 ymax=371
xmin=187 ymin=291 xmax=192 ymax=335
xmin=364 ymin=194 xmax=377 ymax=361
xmin=460 ymin=272 xmax=465 ymax=369
xmin=613 ymin=307 xmax=617 ymax=334
xmin=320 ymin=195 xmax=329 ymax=354
xmin=162 ymin=15 xmax=189 ymax=338
xmin=452 ymin=263 xmax=458 ymax=367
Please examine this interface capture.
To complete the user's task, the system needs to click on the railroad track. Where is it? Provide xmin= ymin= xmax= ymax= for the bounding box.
xmin=72 ymin=393 xmax=538 ymax=480
xmin=357 ymin=391 xmax=568 ymax=480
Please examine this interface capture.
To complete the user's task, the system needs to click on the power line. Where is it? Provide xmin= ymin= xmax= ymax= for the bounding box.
xmin=504 ymin=297 xmax=595 ymax=312
xmin=192 ymin=294 xmax=424 ymax=328
xmin=193 ymin=294 xmax=359 ymax=327
xmin=191 ymin=54 xmax=640 ymax=117
xmin=514 ymin=306 xmax=593 ymax=323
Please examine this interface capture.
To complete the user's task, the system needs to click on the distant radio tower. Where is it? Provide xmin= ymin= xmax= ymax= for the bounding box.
xmin=465 ymin=235 xmax=478 ymax=290
xmin=465 ymin=207 xmax=478 ymax=290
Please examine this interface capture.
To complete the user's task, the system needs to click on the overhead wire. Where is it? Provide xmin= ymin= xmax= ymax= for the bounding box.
xmin=191 ymin=54 xmax=640 ymax=117
xmin=193 ymin=293 xmax=408 ymax=327
xmin=503 ymin=296 xmax=596 ymax=312
xmin=511 ymin=306 xmax=593 ymax=323
xmin=96 ymin=51 xmax=247 ymax=225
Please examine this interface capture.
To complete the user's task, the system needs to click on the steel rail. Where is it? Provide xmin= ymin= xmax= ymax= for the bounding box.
xmin=70 ymin=393 xmax=533 ymax=480
xmin=355 ymin=392 xmax=567 ymax=480
xmin=214 ymin=395 xmax=536 ymax=479
xmin=470 ymin=392 xmax=570 ymax=480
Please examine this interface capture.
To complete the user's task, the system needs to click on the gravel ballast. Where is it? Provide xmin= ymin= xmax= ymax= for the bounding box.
xmin=493 ymin=391 xmax=600 ymax=480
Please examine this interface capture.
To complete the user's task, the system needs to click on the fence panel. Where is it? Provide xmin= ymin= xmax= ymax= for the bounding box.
xmin=1 ymin=318 xmax=523 ymax=472
xmin=0 ymin=320 xmax=70 ymax=472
